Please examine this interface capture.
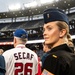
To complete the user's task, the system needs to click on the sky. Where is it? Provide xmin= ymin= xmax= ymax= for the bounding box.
xmin=0 ymin=0 xmax=33 ymax=12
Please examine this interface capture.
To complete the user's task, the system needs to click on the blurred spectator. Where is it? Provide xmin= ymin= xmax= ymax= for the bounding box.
xmin=0 ymin=55 xmax=6 ymax=75
xmin=30 ymin=45 xmax=38 ymax=53
xmin=42 ymin=42 xmax=51 ymax=53
xmin=30 ymin=45 xmax=42 ymax=75
xmin=0 ymin=49 xmax=4 ymax=55
xmin=41 ymin=42 xmax=51 ymax=69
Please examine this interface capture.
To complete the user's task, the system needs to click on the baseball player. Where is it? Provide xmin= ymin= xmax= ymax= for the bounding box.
xmin=3 ymin=29 xmax=38 ymax=75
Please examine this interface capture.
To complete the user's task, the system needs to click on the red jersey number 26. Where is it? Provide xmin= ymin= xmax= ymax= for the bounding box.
xmin=14 ymin=62 xmax=33 ymax=75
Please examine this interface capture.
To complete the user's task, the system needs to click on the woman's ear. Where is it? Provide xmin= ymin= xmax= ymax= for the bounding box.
xmin=59 ymin=29 xmax=66 ymax=37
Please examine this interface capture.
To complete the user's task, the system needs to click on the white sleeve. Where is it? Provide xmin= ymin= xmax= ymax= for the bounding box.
xmin=2 ymin=51 xmax=10 ymax=65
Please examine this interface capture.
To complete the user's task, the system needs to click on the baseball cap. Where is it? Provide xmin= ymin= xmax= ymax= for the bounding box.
xmin=13 ymin=29 xmax=28 ymax=39
xmin=43 ymin=8 xmax=69 ymax=25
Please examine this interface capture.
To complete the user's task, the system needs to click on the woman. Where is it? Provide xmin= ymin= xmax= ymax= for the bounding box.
xmin=41 ymin=8 xmax=75 ymax=75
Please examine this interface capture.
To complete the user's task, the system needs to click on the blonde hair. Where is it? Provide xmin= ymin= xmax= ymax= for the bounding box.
xmin=67 ymin=34 xmax=74 ymax=47
xmin=56 ymin=21 xmax=69 ymax=36
xmin=67 ymin=34 xmax=72 ymax=42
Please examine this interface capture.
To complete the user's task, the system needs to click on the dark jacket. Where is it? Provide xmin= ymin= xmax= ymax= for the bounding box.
xmin=0 ymin=55 xmax=6 ymax=75
xmin=42 ymin=44 xmax=75 ymax=75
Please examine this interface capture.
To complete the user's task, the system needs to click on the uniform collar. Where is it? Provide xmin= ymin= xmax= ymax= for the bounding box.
xmin=16 ymin=44 xmax=25 ymax=48
xmin=49 ymin=44 xmax=73 ymax=53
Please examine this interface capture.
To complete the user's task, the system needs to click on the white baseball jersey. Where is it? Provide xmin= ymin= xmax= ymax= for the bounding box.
xmin=3 ymin=44 xmax=38 ymax=75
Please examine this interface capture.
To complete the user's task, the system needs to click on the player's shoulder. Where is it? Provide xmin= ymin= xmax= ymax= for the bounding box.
xmin=2 ymin=48 xmax=15 ymax=55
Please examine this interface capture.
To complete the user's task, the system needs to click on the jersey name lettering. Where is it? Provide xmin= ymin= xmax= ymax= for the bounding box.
xmin=14 ymin=52 xmax=34 ymax=60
